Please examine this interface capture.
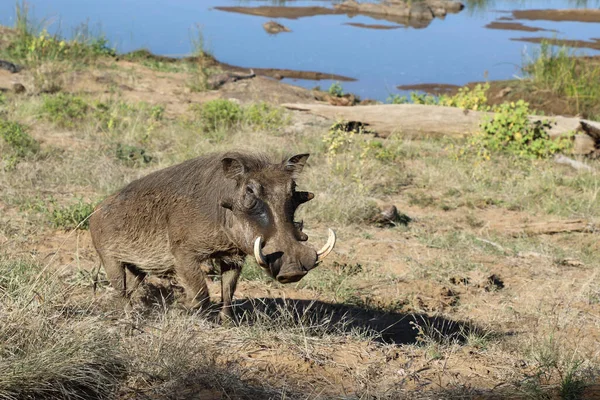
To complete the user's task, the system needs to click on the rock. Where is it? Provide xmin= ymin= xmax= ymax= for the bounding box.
xmin=372 ymin=205 xmax=412 ymax=226
xmin=11 ymin=82 xmax=25 ymax=93
xmin=484 ymin=274 xmax=504 ymax=291
xmin=495 ymin=87 xmax=513 ymax=99
xmin=334 ymin=0 xmax=463 ymax=21
xmin=263 ymin=20 xmax=291 ymax=34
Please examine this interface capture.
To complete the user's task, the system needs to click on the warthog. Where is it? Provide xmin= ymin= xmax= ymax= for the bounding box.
xmin=90 ymin=152 xmax=335 ymax=319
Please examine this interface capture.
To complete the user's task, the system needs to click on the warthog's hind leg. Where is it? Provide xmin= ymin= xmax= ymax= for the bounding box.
xmin=219 ymin=259 xmax=243 ymax=322
xmin=100 ymin=254 xmax=136 ymax=310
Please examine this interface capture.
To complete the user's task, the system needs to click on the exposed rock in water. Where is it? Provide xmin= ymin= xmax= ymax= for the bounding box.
xmin=334 ymin=0 xmax=464 ymax=21
xmin=263 ymin=20 xmax=291 ymax=34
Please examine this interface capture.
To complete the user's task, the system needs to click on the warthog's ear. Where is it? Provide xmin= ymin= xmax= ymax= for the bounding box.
xmin=284 ymin=153 xmax=310 ymax=176
xmin=222 ymin=157 xmax=247 ymax=180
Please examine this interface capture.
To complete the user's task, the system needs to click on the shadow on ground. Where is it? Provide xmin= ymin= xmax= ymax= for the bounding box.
xmin=229 ymin=297 xmax=491 ymax=346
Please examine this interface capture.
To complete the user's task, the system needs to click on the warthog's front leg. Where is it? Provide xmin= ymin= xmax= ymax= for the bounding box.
xmin=219 ymin=259 xmax=242 ymax=322
xmin=172 ymin=248 xmax=210 ymax=311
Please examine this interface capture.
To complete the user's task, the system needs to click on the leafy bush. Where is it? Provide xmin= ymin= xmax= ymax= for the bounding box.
xmin=323 ymin=121 xmax=402 ymax=164
xmin=115 ymin=143 xmax=153 ymax=166
xmin=441 ymin=83 xmax=489 ymax=111
xmin=472 ymin=100 xmax=572 ymax=159
xmin=192 ymin=100 xmax=288 ymax=133
xmin=0 ymin=120 xmax=39 ymax=158
xmin=196 ymin=99 xmax=243 ymax=132
xmin=48 ymin=197 xmax=97 ymax=230
xmin=41 ymin=93 xmax=89 ymax=128
xmin=386 ymin=94 xmax=408 ymax=104
xmin=328 ymin=82 xmax=344 ymax=97
xmin=411 ymin=83 xmax=490 ymax=111
xmin=244 ymin=102 xmax=288 ymax=130
xmin=0 ymin=119 xmax=39 ymax=169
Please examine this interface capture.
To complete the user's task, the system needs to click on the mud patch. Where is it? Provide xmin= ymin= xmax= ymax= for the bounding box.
xmin=214 ymin=6 xmax=342 ymax=19
xmin=397 ymin=82 xmax=461 ymax=95
xmin=485 ymin=21 xmax=557 ymax=33
xmin=512 ymin=8 xmax=600 ymax=23
xmin=344 ymin=22 xmax=402 ymax=30
xmin=122 ymin=49 xmax=357 ymax=82
xmin=511 ymin=36 xmax=600 ymax=51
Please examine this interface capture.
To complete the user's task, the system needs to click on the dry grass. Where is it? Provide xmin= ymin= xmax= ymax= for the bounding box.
xmin=2 ymin=37 xmax=600 ymax=399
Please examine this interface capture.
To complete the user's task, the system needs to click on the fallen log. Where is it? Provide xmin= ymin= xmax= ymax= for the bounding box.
xmin=281 ymin=103 xmax=597 ymax=155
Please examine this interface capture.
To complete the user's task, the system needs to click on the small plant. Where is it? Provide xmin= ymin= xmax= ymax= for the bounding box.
xmin=115 ymin=143 xmax=153 ymax=166
xmin=410 ymin=83 xmax=490 ymax=111
xmin=441 ymin=83 xmax=489 ymax=111
xmin=410 ymin=92 xmax=440 ymax=106
xmin=0 ymin=119 xmax=39 ymax=157
xmin=328 ymin=81 xmax=344 ymax=97
xmin=386 ymin=94 xmax=407 ymax=104
xmin=243 ymin=102 xmax=288 ymax=131
xmin=194 ymin=99 xmax=243 ymax=133
xmin=0 ymin=119 xmax=39 ymax=169
xmin=473 ymin=100 xmax=572 ymax=159
xmin=323 ymin=121 xmax=357 ymax=158
xmin=240 ymin=259 xmax=270 ymax=282
xmin=49 ymin=197 xmax=97 ymax=230
xmin=41 ymin=93 xmax=89 ymax=128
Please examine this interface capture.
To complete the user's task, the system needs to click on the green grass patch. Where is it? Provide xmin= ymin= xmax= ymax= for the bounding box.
xmin=0 ymin=119 xmax=40 ymax=169
xmin=190 ymin=99 xmax=289 ymax=135
xmin=2 ymin=2 xmax=115 ymax=67
xmin=41 ymin=93 xmax=89 ymax=128
xmin=20 ymin=196 xmax=97 ymax=230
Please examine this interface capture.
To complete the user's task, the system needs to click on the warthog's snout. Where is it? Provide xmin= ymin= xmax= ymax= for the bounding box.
xmin=254 ymin=229 xmax=336 ymax=283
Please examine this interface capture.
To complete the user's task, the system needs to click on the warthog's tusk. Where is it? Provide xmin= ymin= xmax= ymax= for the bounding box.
xmin=254 ymin=236 xmax=268 ymax=268
xmin=316 ymin=229 xmax=336 ymax=263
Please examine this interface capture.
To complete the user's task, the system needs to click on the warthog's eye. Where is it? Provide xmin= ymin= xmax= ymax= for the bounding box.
xmin=246 ymin=185 xmax=254 ymax=195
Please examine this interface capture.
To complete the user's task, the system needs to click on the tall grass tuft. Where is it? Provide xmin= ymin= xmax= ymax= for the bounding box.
xmin=524 ymin=41 xmax=600 ymax=119
xmin=0 ymin=257 xmax=126 ymax=400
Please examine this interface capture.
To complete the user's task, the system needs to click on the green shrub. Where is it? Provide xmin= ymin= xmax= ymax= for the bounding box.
xmin=115 ymin=143 xmax=153 ymax=166
xmin=244 ymin=102 xmax=287 ymax=130
xmin=328 ymin=82 xmax=344 ymax=97
xmin=41 ymin=93 xmax=89 ymax=128
xmin=411 ymin=83 xmax=490 ymax=111
xmin=386 ymin=94 xmax=408 ymax=104
xmin=196 ymin=99 xmax=243 ymax=132
xmin=192 ymin=100 xmax=287 ymax=133
xmin=0 ymin=120 xmax=39 ymax=158
xmin=473 ymin=100 xmax=572 ymax=159
xmin=49 ymin=197 xmax=97 ymax=230
xmin=0 ymin=119 xmax=39 ymax=169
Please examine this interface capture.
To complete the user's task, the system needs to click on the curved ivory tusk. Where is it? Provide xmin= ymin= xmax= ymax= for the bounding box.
xmin=316 ymin=229 xmax=336 ymax=263
xmin=254 ymin=236 xmax=268 ymax=268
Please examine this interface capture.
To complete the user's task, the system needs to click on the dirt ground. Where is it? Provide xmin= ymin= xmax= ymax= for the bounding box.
xmin=1 ymin=46 xmax=600 ymax=399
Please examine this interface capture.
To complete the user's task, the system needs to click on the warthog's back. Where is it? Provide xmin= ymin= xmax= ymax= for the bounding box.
xmin=90 ymin=154 xmax=232 ymax=274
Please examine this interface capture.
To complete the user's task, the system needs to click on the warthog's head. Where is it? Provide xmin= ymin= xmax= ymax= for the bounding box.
xmin=220 ymin=153 xmax=335 ymax=283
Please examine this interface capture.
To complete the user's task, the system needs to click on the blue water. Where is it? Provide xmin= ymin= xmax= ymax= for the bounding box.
xmin=1 ymin=0 xmax=599 ymax=100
